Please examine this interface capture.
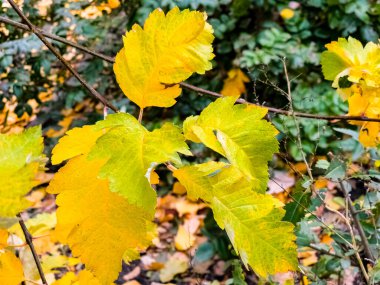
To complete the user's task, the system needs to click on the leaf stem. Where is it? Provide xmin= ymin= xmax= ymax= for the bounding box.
xmin=138 ymin=108 xmax=144 ymax=123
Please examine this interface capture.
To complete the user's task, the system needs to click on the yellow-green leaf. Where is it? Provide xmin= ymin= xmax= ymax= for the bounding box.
xmin=88 ymin=113 xmax=191 ymax=212
xmin=0 ymin=251 xmax=24 ymax=285
xmin=174 ymin=164 xmax=297 ymax=277
xmin=47 ymin=155 xmax=155 ymax=284
xmin=321 ymin=37 xmax=380 ymax=88
xmin=0 ymin=126 xmax=44 ymax=217
xmin=183 ymin=97 xmax=278 ymax=192
xmin=114 ymin=7 xmax=214 ymax=109
xmin=51 ymin=113 xmax=191 ymax=214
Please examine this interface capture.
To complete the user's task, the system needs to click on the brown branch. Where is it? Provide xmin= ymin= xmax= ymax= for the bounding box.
xmin=3 ymin=2 xmax=118 ymax=113
xmin=17 ymin=214 xmax=48 ymax=285
xmin=339 ymin=180 xmax=375 ymax=263
xmin=0 ymin=16 xmax=115 ymax=63
xmin=2 ymin=15 xmax=380 ymax=123
xmin=179 ymin=83 xmax=380 ymax=123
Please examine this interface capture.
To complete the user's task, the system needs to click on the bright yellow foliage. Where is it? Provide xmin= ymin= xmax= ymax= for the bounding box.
xmin=0 ymin=251 xmax=24 ymax=285
xmin=48 ymin=155 xmax=155 ymax=284
xmin=114 ymin=7 xmax=214 ymax=109
xmin=52 ymin=270 xmax=101 ymax=285
xmin=0 ymin=229 xmax=8 ymax=249
xmin=183 ymin=97 xmax=278 ymax=192
xmin=221 ymin=68 xmax=250 ymax=98
xmin=51 ymin=113 xmax=190 ymax=214
xmin=174 ymin=163 xmax=297 ymax=277
xmin=0 ymin=126 xmax=44 ymax=216
xmin=321 ymin=37 xmax=380 ymax=147
xmin=49 ymin=113 xmax=190 ymax=283
xmin=321 ymin=37 xmax=380 ymax=88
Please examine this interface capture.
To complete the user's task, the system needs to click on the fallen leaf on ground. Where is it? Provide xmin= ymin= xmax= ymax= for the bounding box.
xmin=159 ymin=252 xmax=189 ymax=282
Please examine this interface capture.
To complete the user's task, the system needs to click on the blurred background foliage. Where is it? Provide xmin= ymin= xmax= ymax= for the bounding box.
xmin=1 ymin=0 xmax=380 ymax=284
xmin=2 ymin=0 xmax=379 ymax=158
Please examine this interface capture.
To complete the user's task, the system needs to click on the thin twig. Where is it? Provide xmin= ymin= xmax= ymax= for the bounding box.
xmin=17 ymin=214 xmax=48 ymax=285
xmin=308 ymin=244 xmax=344 ymax=259
xmin=339 ymin=180 xmax=375 ymax=262
xmin=325 ymin=205 xmax=369 ymax=283
xmin=3 ymin=3 xmax=118 ymax=113
xmin=3 ymin=15 xmax=380 ymax=123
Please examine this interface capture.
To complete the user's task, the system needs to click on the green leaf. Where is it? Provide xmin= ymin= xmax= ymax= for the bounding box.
xmin=0 ymin=126 xmax=44 ymax=217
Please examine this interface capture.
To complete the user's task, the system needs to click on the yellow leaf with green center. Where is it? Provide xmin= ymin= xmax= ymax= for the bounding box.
xmin=51 ymin=113 xmax=191 ymax=214
xmin=183 ymin=97 xmax=278 ymax=192
xmin=174 ymin=163 xmax=297 ymax=277
xmin=221 ymin=68 xmax=250 ymax=98
xmin=0 ymin=251 xmax=24 ymax=285
xmin=47 ymin=155 xmax=155 ymax=284
xmin=114 ymin=7 xmax=214 ymax=109
xmin=321 ymin=37 xmax=380 ymax=88
xmin=0 ymin=127 xmax=44 ymax=217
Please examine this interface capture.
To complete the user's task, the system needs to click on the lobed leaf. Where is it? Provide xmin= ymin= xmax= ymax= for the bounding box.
xmin=114 ymin=7 xmax=214 ymax=109
xmin=174 ymin=164 xmax=297 ymax=277
xmin=48 ymin=155 xmax=155 ymax=284
xmin=183 ymin=97 xmax=278 ymax=192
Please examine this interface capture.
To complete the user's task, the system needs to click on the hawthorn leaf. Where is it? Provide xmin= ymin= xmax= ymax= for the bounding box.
xmin=114 ymin=7 xmax=214 ymax=109
xmin=0 ymin=251 xmax=24 ymax=285
xmin=88 ymin=113 xmax=191 ymax=212
xmin=221 ymin=68 xmax=250 ymax=98
xmin=52 ymin=113 xmax=191 ymax=214
xmin=183 ymin=97 xmax=278 ymax=192
xmin=174 ymin=164 xmax=297 ymax=277
xmin=51 ymin=125 xmax=104 ymax=165
xmin=47 ymin=155 xmax=155 ymax=284
xmin=0 ymin=126 xmax=44 ymax=217
xmin=321 ymin=37 xmax=380 ymax=88
xmin=173 ymin=161 xmax=226 ymax=201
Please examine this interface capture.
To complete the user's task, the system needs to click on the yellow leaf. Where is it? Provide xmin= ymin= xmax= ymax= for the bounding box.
xmin=48 ymin=155 xmax=156 ymax=284
xmin=114 ymin=7 xmax=214 ymax=109
xmin=183 ymin=97 xmax=278 ymax=192
xmin=52 ymin=270 xmax=101 ymax=285
xmin=107 ymin=0 xmax=120 ymax=9
xmin=280 ymin=8 xmax=295 ymax=20
xmin=321 ymin=37 xmax=380 ymax=88
xmin=149 ymin=170 xmax=160 ymax=185
xmin=221 ymin=68 xmax=250 ymax=98
xmin=0 ymin=126 xmax=44 ymax=217
xmin=52 ymin=113 xmax=191 ymax=214
xmin=174 ymin=164 xmax=297 ymax=277
xmin=51 ymin=125 xmax=104 ymax=165
xmin=0 ymin=251 xmax=24 ymax=285
xmin=174 ymin=217 xmax=200 ymax=251
xmin=159 ymin=252 xmax=189 ymax=283
xmin=172 ymin=181 xmax=187 ymax=195
xmin=0 ymin=229 xmax=8 ymax=249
